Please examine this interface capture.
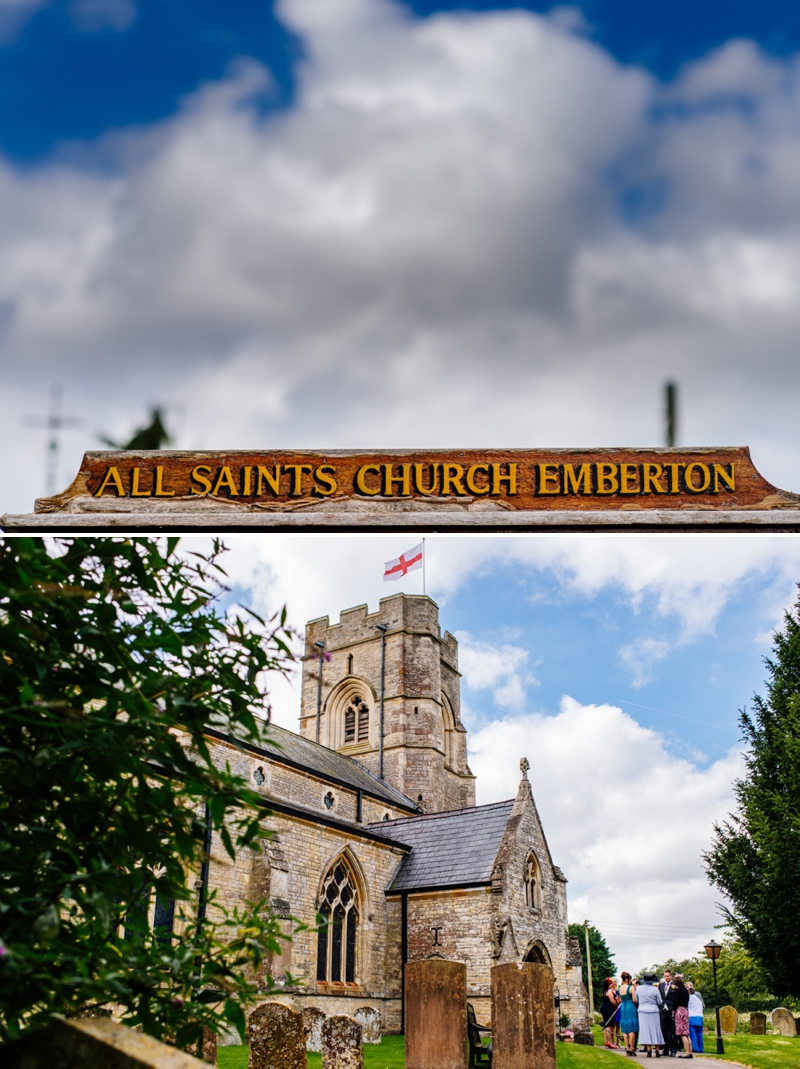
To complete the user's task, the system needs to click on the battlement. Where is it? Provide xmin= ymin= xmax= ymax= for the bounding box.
xmin=305 ymin=593 xmax=441 ymax=655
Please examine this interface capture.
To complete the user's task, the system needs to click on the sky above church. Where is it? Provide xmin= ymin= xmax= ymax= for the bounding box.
xmin=4 ymin=0 xmax=800 ymax=510
xmin=199 ymin=531 xmax=800 ymax=974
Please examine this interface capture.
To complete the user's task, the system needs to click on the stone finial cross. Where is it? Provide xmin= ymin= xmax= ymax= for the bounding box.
xmin=520 ymin=756 xmax=530 ymax=779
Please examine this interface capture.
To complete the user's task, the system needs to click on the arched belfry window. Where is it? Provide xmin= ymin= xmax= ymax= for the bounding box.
xmin=524 ymin=852 xmax=540 ymax=909
xmin=344 ymin=695 xmax=370 ymax=744
xmin=316 ymin=859 xmax=360 ymax=984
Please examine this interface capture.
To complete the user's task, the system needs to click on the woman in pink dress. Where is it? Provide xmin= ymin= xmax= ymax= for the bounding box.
xmin=672 ymin=977 xmax=692 ymax=1058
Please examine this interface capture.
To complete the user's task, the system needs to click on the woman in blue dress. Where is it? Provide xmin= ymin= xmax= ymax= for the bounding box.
xmin=619 ymin=971 xmax=640 ymax=1056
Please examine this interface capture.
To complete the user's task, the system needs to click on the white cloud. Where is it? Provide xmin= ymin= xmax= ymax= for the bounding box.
xmin=69 ymin=0 xmax=137 ymax=33
xmin=455 ymin=631 xmax=536 ymax=710
xmin=6 ymin=1 xmax=800 ymax=511
xmin=618 ymin=637 xmax=671 ymax=688
xmin=469 ymin=696 xmax=744 ymax=969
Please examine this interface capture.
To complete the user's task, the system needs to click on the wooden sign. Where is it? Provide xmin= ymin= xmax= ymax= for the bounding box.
xmin=6 ymin=446 xmax=796 ymax=530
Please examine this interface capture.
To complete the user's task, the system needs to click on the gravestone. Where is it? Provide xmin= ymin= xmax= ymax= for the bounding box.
xmin=771 ymin=1008 xmax=797 ymax=1037
xmin=353 ymin=1006 xmax=382 ymax=1044
xmin=247 ymin=1003 xmax=306 ymax=1069
xmin=322 ymin=1015 xmax=363 ymax=1069
xmin=771 ymin=1008 xmax=797 ymax=1036
xmin=303 ymin=1007 xmax=326 ymax=1053
xmin=749 ymin=1012 xmax=767 ymax=1035
xmin=573 ymin=1032 xmax=594 ymax=1046
xmin=405 ymin=958 xmax=467 ymax=1069
xmin=491 ymin=961 xmax=556 ymax=1069
xmin=719 ymin=1006 xmax=738 ymax=1034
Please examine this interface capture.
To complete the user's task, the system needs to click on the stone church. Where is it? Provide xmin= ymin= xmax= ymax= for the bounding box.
xmin=204 ymin=593 xmax=590 ymax=1033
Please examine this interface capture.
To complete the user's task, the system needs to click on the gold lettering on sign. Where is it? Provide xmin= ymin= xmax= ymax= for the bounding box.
xmin=284 ymin=464 xmax=313 ymax=497
xmin=596 ymin=463 xmax=619 ymax=494
xmin=383 ymin=464 xmax=411 ymax=497
xmin=241 ymin=466 xmax=253 ymax=495
xmin=414 ymin=463 xmax=440 ymax=495
xmin=685 ymin=463 xmax=711 ymax=493
xmin=190 ymin=465 xmax=213 ymax=495
xmin=664 ymin=463 xmax=683 ymax=493
xmin=713 ymin=463 xmax=735 ymax=492
xmin=538 ymin=463 xmax=560 ymax=495
xmin=356 ymin=465 xmax=382 ymax=495
xmin=256 ymin=465 xmax=281 ymax=495
xmin=314 ymin=465 xmax=337 ymax=496
xmin=441 ymin=464 xmax=467 ymax=495
xmin=130 ymin=467 xmax=150 ymax=497
xmin=212 ymin=466 xmax=239 ymax=496
xmin=154 ymin=466 xmax=174 ymax=497
xmin=466 ymin=463 xmax=490 ymax=495
xmin=491 ymin=463 xmax=517 ymax=495
xmin=563 ymin=463 xmax=591 ymax=494
xmin=620 ymin=463 xmax=640 ymax=495
xmin=94 ymin=465 xmax=125 ymax=497
xmin=642 ymin=463 xmax=665 ymax=494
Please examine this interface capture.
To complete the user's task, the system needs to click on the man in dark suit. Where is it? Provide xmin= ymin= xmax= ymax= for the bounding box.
xmin=659 ymin=970 xmax=676 ymax=1056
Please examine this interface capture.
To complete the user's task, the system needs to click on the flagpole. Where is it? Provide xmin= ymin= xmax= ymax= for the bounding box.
xmin=422 ymin=538 xmax=426 ymax=596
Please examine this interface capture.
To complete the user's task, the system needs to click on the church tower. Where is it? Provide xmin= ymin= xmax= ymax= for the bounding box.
xmin=299 ymin=594 xmax=475 ymax=813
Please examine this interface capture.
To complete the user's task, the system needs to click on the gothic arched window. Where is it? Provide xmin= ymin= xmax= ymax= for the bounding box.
xmin=344 ymin=695 xmax=370 ymax=744
xmin=316 ymin=859 xmax=359 ymax=983
xmin=524 ymin=852 xmax=540 ymax=909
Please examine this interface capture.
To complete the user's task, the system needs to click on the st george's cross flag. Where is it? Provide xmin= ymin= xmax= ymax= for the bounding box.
xmin=384 ymin=542 xmax=424 ymax=582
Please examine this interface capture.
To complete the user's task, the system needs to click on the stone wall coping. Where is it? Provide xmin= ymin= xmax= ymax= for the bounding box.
xmin=3 ymin=1017 xmax=205 ymax=1068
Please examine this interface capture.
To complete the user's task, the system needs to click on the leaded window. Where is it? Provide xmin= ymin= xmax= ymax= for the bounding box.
xmin=316 ymin=861 xmax=359 ymax=983
xmin=343 ymin=695 xmax=369 ymax=744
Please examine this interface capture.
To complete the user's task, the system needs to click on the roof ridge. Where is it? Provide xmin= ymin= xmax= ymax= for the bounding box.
xmin=372 ymin=797 xmax=514 ymax=827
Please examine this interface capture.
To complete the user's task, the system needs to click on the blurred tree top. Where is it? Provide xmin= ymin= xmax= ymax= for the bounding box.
xmin=101 ymin=408 xmax=171 ymax=450
xmin=0 ymin=537 xmax=297 ymax=1048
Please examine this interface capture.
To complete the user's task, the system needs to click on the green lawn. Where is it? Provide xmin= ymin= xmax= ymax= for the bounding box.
xmin=217 ymin=1031 xmax=800 ymax=1069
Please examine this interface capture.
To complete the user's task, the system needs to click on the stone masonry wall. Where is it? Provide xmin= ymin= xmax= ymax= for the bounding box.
xmin=299 ymin=595 xmax=475 ymax=813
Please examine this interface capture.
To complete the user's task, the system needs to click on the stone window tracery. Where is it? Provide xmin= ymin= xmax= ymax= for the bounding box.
xmin=343 ymin=695 xmax=370 ymax=744
xmin=524 ymin=852 xmax=540 ymax=910
xmin=316 ymin=859 xmax=359 ymax=984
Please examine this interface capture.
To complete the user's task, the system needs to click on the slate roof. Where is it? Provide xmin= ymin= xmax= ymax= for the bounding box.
xmin=210 ymin=718 xmax=419 ymax=812
xmin=371 ymin=799 xmax=515 ymax=892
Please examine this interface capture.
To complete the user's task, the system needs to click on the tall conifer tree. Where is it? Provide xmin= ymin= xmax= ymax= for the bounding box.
xmin=705 ymin=586 xmax=800 ymax=997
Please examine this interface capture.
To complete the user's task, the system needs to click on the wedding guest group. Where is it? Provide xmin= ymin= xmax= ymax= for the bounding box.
xmin=601 ymin=972 xmax=698 ymax=1057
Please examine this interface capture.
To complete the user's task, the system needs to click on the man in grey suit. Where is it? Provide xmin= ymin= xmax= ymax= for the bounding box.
xmin=659 ymin=970 xmax=677 ymax=1056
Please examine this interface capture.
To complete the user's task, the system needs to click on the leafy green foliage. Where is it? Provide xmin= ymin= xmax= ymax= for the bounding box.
xmin=0 ymin=537 xmax=297 ymax=1046
xmin=568 ymin=923 xmax=616 ymax=1007
xmin=705 ymin=587 xmax=800 ymax=999
xmin=646 ymin=937 xmax=777 ymax=1009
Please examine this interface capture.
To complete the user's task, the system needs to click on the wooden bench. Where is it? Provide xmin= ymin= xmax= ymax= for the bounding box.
xmin=467 ymin=1003 xmax=492 ymax=1068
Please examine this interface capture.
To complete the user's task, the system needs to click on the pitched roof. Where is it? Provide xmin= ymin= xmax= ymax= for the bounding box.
xmin=371 ymin=799 xmax=515 ymax=892
xmin=210 ymin=719 xmax=419 ymax=812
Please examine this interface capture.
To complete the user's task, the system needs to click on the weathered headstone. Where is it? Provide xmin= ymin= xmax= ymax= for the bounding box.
xmin=719 ymin=1006 xmax=738 ymax=1034
xmin=353 ymin=1006 xmax=382 ymax=1044
xmin=573 ymin=1032 xmax=594 ymax=1046
xmin=749 ymin=1011 xmax=767 ymax=1035
xmin=771 ymin=1007 xmax=797 ymax=1036
xmin=247 ymin=1003 xmax=306 ymax=1069
xmin=303 ymin=1007 xmax=326 ymax=1053
xmin=405 ymin=958 xmax=467 ymax=1069
xmin=322 ymin=1015 xmax=363 ymax=1069
xmin=491 ymin=961 xmax=556 ymax=1069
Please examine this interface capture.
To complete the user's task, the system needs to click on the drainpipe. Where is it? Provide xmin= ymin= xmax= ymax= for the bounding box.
xmin=197 ymin=803 xmax=212 ymax=926
xmin=314 ymin=640 xmax=325 ymax=743
xmin=401 ymin=891 xmax=408 ymax=1034
xmin=376 ymin=625 xmax=387 ymax=779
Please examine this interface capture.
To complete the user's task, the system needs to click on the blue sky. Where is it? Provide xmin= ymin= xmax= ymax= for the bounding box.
xmin=5 ymin=1 xmax=800 ymax=161
xmin=209 ymin=532 xmax=800 ymax=970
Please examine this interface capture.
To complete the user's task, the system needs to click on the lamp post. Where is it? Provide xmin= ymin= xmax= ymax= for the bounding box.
xmin=704 ymin=939 xmax=724 ymax=1055
xmin=583 ymin=920 xmax=595 ymax=1018
xmin=314 ymin=640 xmax=325 ymax=743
